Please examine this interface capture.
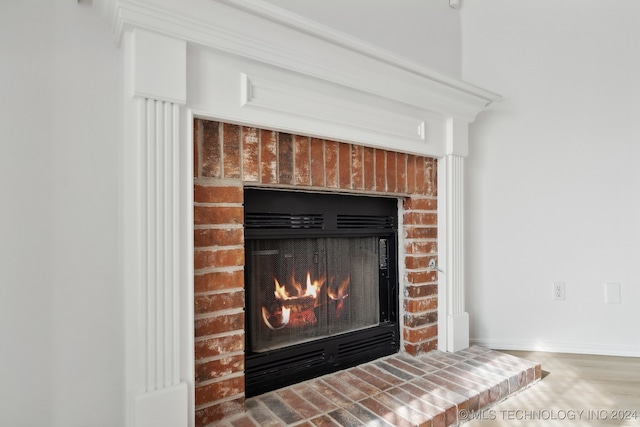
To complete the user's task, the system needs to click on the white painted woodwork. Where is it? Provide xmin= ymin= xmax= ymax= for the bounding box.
xmin=135 ymin=383 xmax=188 ymax=427
xmin=96 ymin=0 xmax=499 ymax=139
xmin=131 ymin=29 xmax=186 ymax=104
xmin=441 ymin=153 xmax=469 ymax=352
xmin=122 ymin=28 xmax=188 ymax=427
xmin=239 ymin=72 xmax=429 ymax=147
xmin=188 ymin=48 xmax=442 ymax=156
xmin=139 ymin=97 xmax=181 ymax=391
xmin=96 ymin=1 xmax=501 ymax=425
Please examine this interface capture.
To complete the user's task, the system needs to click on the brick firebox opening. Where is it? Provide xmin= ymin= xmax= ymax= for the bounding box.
xmin=193 ymin=119 xmax=439 ymax=426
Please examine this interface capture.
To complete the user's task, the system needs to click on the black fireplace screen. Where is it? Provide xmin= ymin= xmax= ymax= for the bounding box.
xmin=249 ymin=236 xmax=380 ymax=352
xmin=244 ymin=189 xmax=399 ymax=396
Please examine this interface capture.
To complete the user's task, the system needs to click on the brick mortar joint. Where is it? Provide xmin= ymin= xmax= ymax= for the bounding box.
xmin=402 ymin=321 xmax=438 ymax=329
xmin=194 ymin=202 xmax=244 ymax=207
xmin=194 ymin=393 xmax=245 ymax=412
xmin=194 ymin=330 xmax=244 ymax=343
xmin=194 ymin=266 xmax=244 ymax=275
xmin=194 ymin=245 xmax=244 ymax=251
xmin=194 ymin=288 xmax=245 ymax=297
xmin=194 ymin=308 xmax=244 ymax=320
xmin=194 ymin=224 xmax=244 ymax=229
xmin=404 ymin=336 xmax=438 ymax=344
xmin=194 ymin=351 xmax=244 ymax=365
xmin=195 ymin=371 xmax=244 ymax=388
xmin=404 ymin=284 xmax=439 ymax=288
xmin=404 ymin=200 xmax=437 ymax=203
xmin=404 ymin=309 xmax=438 ymax=316
xmin=194 ymin=177 xmax=244 ymax=186
xmin=403 ymin=212 xmax=437 ymax=216
xmin=194 ymin=245 xmax=244 ymax=252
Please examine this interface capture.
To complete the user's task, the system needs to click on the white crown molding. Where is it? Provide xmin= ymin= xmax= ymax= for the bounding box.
xmin=95 ymin=0 xmax=501 ymax=122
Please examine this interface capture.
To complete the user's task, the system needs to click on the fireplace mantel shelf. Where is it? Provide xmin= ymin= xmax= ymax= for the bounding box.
xmin=90 ymin=1 xmax=503 ymax=426
xmin=97 ymin=1 xmax=500 ymax=109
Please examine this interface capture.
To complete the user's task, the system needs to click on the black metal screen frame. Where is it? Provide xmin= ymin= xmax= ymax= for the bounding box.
xmin=244 ymin=189 xmax=400 ymax=397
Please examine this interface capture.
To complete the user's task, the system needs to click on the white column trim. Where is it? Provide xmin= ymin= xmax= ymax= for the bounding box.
xmin=439 ymin=117 xmax=471 ymax=352
xmin=444 ymin=154 xmax=469 ymax=352
xmin=122 ymin=29 xmax=189 ymax=427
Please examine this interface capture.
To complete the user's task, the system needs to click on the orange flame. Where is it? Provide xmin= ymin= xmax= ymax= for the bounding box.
xmin=327 ymin=274 xmax=350 ymax=319
xmin=273 ymin=271 xmax=325 ymax=300
xmin=327 ymin=274 xmax=350 ymax=300
xmin=264 ymin=271 xmax=327 ymax=329
xmin=274 ymin=278 xmax=288 ymax=300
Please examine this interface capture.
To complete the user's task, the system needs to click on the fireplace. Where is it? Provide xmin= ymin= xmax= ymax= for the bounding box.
xmin=244 ymin=189 xmax=399 ymax=396
xmin=191 ymin=119 xmax=442 ymax=423
xmin=103 ymin=0 xmax=501 ymax=425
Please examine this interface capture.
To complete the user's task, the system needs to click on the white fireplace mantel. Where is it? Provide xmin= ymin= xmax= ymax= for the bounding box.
xmin=93 ymin=0 xmax=502 ymax=426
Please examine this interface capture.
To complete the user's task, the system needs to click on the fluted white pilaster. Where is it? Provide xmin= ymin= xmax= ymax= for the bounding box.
xmin=122 ymin=28 xmax=188 ymax=427
xmin=444 ymin=154 xmax=469 ymax=352
xmin=439 ymin=117 xmax=470 ymax=352
xmin=140 ymin=98 xmax=181 ymax=391
xmin=446 ymin=155 xmax=465 ymax=315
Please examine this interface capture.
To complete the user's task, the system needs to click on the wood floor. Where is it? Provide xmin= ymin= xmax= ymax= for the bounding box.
xmin=463 ymin=350 xmax=640 ymax=427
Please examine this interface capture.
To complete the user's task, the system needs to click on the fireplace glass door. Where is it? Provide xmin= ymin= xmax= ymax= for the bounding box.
xmin=248 ymin=237 xmax=381 ymax=352
xmin=243 ymin=188 xmax=399 ymax=396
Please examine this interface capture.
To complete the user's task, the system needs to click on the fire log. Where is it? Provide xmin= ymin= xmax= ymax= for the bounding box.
xmin=280 ymin=295 xmax=315 ymax=313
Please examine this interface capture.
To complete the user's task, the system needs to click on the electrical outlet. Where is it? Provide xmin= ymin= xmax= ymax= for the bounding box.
xmin=553 ymin=281 xmax=565 ymax=300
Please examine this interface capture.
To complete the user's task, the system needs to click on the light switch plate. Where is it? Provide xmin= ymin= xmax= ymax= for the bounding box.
xmin=604 ymin=283 xmax=621 ymax=304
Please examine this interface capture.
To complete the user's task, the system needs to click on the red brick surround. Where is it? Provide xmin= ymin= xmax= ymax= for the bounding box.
xmin=193 ymin=119 xmax=439 ymax=426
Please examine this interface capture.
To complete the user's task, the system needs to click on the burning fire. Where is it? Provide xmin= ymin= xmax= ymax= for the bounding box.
xmin=262 ymin=271 xmax=325 ymax=330
xmin=261 ymin=271 xmax=350 ymax=329
xmin=327 ymin=274 xmax=350 ymax=300
xmin=274 ymin=271 xmax=323 ymax=300
xmin=327 ymin=274 xmax=350 ymax=318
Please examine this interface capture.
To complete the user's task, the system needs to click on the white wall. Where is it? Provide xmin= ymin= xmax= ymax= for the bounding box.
xmin=0 ymin=1 xmax=123 ymax=426
xmin=1 ymin=1 xmax=54 ymax=424
xmin=262 ymin=0 xmax=462 ymax=78
xmin=462 ymin=0 xmax=640 ymax=356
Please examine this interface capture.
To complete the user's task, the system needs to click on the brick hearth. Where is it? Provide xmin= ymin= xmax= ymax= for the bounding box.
xmin=193 ymin=119 xmax=440 ymax=425
xmin=221 ymin=346 xmax=542 ymax=427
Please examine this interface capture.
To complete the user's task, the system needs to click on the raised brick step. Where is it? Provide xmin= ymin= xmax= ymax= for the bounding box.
xmin=222 ymin=346 xmax=541 ymax=426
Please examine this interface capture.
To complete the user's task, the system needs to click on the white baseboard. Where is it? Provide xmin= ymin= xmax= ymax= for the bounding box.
xmin=135 ymin=382 xmax=188 ymax=427
xmin=470 ymin=338 xmax=640 ymax=358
